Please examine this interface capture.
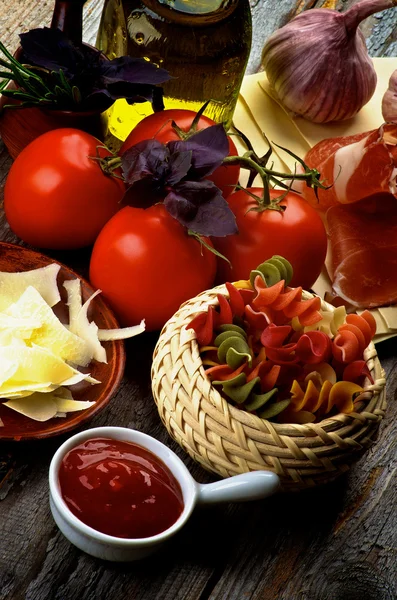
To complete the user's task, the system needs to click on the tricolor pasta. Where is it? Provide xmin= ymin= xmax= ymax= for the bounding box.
xmin=186 ymin=256 xmax=376 ymax=423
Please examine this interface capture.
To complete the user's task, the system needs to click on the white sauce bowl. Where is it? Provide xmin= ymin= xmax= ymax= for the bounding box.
xmin=49 ymin=426 xmax=280 ymax=561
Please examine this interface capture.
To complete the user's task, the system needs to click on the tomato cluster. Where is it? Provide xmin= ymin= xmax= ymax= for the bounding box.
xmin=3 ymin=109 xmax=328 ymax=332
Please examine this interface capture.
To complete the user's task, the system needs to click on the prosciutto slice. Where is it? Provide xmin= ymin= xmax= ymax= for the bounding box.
xmin=327 ymin=194 xmax=397 ymax=307
xmin=301 ymin=124 xmax=397 ymax=212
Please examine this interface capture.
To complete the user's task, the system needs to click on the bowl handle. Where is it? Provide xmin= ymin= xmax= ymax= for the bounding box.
xmin=196 ymin=471 xmax=280 ymax=505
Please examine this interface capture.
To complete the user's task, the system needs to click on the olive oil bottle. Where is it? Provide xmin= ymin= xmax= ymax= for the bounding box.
xmin=96 ymin=0 xmax=252 ymax=141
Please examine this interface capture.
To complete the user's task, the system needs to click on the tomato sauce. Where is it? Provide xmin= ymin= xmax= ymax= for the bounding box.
xmin=58 ymin=438 xmax=184 ymax=539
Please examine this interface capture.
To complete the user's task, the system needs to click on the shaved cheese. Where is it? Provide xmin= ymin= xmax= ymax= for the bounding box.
xmin=0 ymin=358 xmax=18 ymax=386
xmin=55 ymin=398 xmax=95 ymax=413
xmin=98 ymin=319 xmax=146 ymax=341
xmin=2 ymin=388 xmax=95 ymax=421
xmin=0 ymin=385 xmax=58 ymax=398
xmin=30 ymin=344 xmax=99 ymax=385
xmin=68 ymin=289 xmax=107 ymax=363
xmin=0 ymin=346 xmax=83 ymax=397
xmin=47 ymin=387 xmax=95 ymax=417
xmin=54 ymin=387 xmax=73 ymax=400
xmin=0 ymin=313 xmax=42 ymax=337
xmin=6 ymin=286 xmax=92 ymax=366
xmin=63 ymin=278 xmax=83 ymax=326
xmin=0 ymin=264 xmax=61 ymax=311
xmin=0 ymin=332 xmax=27 ymax=346
xmin=3 ymin=395 xmax=58 ymax=422
xmin=0 ymin=263 xmax=145 ymax=423
xmin=64 ymin=279 xmax=146 ymax=353
xmin=82 ymin=373 xmax=101 ymax=385
xmin=58 ymin=371 xmax=100 ymax=386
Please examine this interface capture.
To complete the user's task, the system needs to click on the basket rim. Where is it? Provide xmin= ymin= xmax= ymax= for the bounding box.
xmin=153 ymin=283 xmax=386 ymax=436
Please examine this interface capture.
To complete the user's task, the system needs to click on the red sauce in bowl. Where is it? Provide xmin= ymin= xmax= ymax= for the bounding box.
xmin=58 ymin=437 xmax=184 ymax=539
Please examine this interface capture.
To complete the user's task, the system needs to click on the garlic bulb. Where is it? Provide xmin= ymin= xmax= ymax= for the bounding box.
xmin=382 ymin=69 xmax=397 ymax=123
xmin=262 ymin=0 xmax=397 ymax=123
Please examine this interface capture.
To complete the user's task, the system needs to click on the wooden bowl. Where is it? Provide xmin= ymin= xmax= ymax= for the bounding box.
xmin=152 ymin=285 xmax=387 ymax=491
xmin=0 ymin=242 xmax=126 ymax=441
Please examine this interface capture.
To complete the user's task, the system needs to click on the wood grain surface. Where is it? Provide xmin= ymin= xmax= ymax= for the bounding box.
xmin=0 ymin=2 xmax=396 ymax=600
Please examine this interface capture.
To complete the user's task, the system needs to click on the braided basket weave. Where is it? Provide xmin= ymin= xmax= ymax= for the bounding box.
xmin=151 ymin=285 xmax=387 ymax=491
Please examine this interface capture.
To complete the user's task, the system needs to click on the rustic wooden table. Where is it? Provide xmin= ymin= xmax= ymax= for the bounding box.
xmin=0 ymin=2 xmax=396 ymax=600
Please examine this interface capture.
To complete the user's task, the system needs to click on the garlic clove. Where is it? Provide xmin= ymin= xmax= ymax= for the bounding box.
xmin=261 ymin=0 xmax=397 ymax=124
xmin=382 ymin=69 xmax=397 ymax=123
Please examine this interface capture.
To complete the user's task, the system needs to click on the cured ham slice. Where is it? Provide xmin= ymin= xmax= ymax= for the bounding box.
xmin=301 ymin=124 xmax=397 ymax=211
xmin=327 ymin=194 xmax=397 ymax=308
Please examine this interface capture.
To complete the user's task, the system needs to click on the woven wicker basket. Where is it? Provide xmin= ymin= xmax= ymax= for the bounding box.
xmin=151 ymin=285 xmax=387 ymax=491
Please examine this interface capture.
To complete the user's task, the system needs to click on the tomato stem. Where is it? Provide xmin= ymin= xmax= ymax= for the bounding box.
xmin=171 ymin=100 xmax=213 ymax=140
xmin=223 ymin=152 xmax=329 ymax=209
xmin=188 ymin=231 xmax=231 ymax=265
xmin=89 ymin=148 xmax=124 ymax=179
xmin=104 ymin=157 xmax=122 ymax=169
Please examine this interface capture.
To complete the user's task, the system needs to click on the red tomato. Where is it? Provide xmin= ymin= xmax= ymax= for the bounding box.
xmin=4 ymin=128 xmax=125 ymax=250
xmin=213 ymin=189 xmax=327 ymax=290
xmin=120 ymin=109 xmax=239 ymax=199
xmin=89 ymin=204 xmax=217 ymax=331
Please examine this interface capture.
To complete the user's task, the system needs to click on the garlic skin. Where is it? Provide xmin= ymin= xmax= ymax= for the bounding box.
xmin=382 ymin=69 xmax=397 ymax=123
xmin=261 ymin=0 xmax=396 ymax=123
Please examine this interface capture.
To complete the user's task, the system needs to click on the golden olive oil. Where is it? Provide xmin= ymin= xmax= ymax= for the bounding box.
xmin=96 ymin=0 xmax=252 ymax=141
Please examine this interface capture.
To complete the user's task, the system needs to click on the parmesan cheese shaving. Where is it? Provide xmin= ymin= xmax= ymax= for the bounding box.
xmin=67 ymin=288 xmax=107 ymax=363
xmin=63 ymin=278 xmax=82 ymax=326
xmin=3 ymin=395 xmax=59 ymax=422
xmin=0 ymin=264 xmax=145 ymax=423
xmin=0 ymin=263 xmax=61 ymax=311
xmin=55 ymin=398 xmax=95 ymax=413
xmin=6 ymin=286 xmax=92 ymax=366
xmin=3 ymin=391 xmax=96 ymax=422
xmin=0 ymin=346 xmax=81 ymax=390
xmin=98 ymin=319 xmax=146 ymax=341
xmin=0 ymin=358 xmax=18 ymax=386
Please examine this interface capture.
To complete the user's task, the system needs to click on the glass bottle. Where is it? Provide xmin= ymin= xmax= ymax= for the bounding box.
xmin=51 ymin=0 xmax=86 ymax=44
xmin=96 ymin=0 xmax=252 ymax=141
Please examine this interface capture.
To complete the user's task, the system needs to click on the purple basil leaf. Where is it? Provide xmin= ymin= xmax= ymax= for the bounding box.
xmin=19 ymin=28 xmax=85 ymax=76
xmin=100 ymin=57 xmax=170 ymax=85
xmin=164 ymin=192 xmax=198 ymax=221
xmin=121 ymin=139 xmax=169 ymax=185
xmin=167 ymin=150 xmax=192 ymax=186
xmin=164 ymin=180 xmax=238 ymax=237
xmin=168 ymin=124 xmax=230 ymax=179
xmin=122 ymin=180 xmax=164 ymax=209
